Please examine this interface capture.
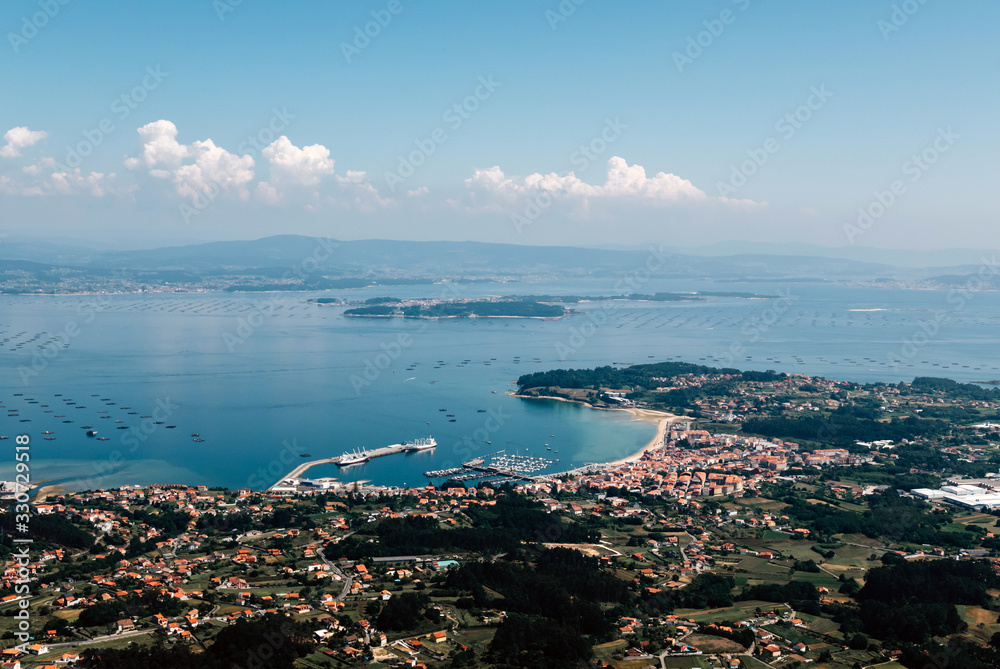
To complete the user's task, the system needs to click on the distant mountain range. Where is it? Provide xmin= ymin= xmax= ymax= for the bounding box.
xmin=0 ymin=235 xmax=996 ymax=285
xmin=674 ymin=241 xmax=1000 ymax=269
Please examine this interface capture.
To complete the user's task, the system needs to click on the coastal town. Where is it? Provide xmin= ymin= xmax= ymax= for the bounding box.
xmin=3 ymin=0 xmax=994 ymax=667
xmin=3 ymin=364 xmax=1000 ymax=667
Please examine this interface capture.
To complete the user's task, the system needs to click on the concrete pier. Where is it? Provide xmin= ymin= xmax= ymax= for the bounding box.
xmin=268 ymin=443 xmax=413 ymax=491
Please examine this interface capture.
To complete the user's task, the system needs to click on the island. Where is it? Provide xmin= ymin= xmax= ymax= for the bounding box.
xmin=344 ymin=298 xmax=570 ymax=319
xmin=334 ymin=291 xmax=782 ymax=320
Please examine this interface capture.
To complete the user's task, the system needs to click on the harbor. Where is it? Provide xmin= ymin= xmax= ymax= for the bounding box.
xmin=269 ymin=440 xmax=431 ymax=492
xmin=270 ymin=445 xmax=583 ymax=492
xmin=424 ymin=450 xmax=558 ymax=484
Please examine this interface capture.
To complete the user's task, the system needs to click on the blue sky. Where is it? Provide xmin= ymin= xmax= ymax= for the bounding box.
xmin=0 ymin=0 xmax=996 ymax=250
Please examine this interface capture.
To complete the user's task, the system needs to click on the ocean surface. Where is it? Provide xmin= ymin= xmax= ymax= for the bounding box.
xmin=1 ymin=279 xmax=998 ymax=491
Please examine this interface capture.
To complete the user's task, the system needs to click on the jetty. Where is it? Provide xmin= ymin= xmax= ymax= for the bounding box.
xmin=269 ymin=442 xmax=412 ymax=491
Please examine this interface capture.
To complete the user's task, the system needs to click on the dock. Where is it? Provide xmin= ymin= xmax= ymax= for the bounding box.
xmin=268 ymin=442 xmax=413 ymax=491
xmin=459 ymin=463 xmax=543 ymax=483
xmin=424 ymin=450 xmax=554 ymax=484
xmin=270 ymin=442 xmax=579 ymax=492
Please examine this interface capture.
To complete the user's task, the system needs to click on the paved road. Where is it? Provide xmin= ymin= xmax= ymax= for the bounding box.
xmin=596 ymin=540 xmax=623 ymax=556
xmin=46 ymin=627 xmax=154 ymax=649
xmin=657 ymin=627 xmax=695 ymax=669
xmin=317 ymin=546 xmax=353 ymax=601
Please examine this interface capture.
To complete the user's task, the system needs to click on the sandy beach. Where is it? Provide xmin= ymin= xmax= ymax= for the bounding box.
xmin=513 ymin=393 xmax=685 ymax=466
xmin=32 ymin=483 xmax=68 ymax=502
xmin=608 ymin=409 xmax=686 ymax=465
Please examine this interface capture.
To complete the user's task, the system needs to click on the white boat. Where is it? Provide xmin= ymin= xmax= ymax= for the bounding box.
xmin=337 ymin=450 xmax=370 ymax=467
xmin=403 ymin=436 xmax=437 ymax=452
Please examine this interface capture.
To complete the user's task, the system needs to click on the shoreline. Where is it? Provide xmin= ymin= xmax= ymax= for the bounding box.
xmin=343 ymin=313 xmax=569 ymax=321
xmin=32 ymin=482 xmax=68 ymax=502
xmin=606 ymin=415 xmax=673 ymax=466
xmin=513 ymin=393 xmax=684 ymax=466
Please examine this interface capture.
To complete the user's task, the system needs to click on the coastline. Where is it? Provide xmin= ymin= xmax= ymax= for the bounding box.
xmin=343 ymin=313 xmax=569 ymax=321
xmin=32 ymin=483 xmax=68 ymax=502
xmin=513 ymin=393 xmax=684 ymax=466
xmin=609 ymin=411 xmax=681 ymax=465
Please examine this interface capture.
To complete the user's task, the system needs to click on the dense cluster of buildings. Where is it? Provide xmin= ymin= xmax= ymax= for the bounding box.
xmin=517 ymin=428 xmax=872 ymax=503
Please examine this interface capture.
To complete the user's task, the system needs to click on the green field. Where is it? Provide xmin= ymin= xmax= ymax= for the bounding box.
xmin=730 ymin=555 xmax=840 ymax=589
xmin=763 ymin=623 xmax=814 ymax=646
xmin=451 ymin=625 xmax=496 ymax=646
xmin=676 ymin=600 xmax=790 ymax=623
xmin=830 ymin=647 xmax=885 ymax=667
xmin=593 ymin=639 xmax=628 ymax=658
xmin=735 ymin=556 xmax=789 ymax=575
xmin=780 ymin=569 xmax=841 ymax=588
xmin=663 ymin=657 xmax=712 ymax=669
xmin=797 ymin=612 xmax=841 ymax=635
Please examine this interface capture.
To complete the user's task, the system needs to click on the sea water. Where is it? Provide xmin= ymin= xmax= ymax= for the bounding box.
xmin=1 ymin=279 xmax=997 ymax=490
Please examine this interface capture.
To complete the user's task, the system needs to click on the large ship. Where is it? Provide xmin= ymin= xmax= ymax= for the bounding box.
xmin=402 ymin=436 xmax=437 ymax=452
xmin=336 ymin=450 xmax=370 ymax=467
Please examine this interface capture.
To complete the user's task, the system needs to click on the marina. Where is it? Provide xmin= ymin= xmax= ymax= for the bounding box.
xmin=424 ymin=450 xmax=557 ymax=484
xmin=271 ymin=444 xmax=569 ymax=491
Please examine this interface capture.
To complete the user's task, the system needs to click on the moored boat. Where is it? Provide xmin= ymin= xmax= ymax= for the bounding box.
xmin=403 ymin=436 xmax=437 ymax=452
xmin=337 ymin=450 xmax=370 ymax=467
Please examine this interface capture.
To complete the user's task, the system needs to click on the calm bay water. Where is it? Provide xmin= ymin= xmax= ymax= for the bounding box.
xmin=1 ymin=279 xmax=998 ymax=491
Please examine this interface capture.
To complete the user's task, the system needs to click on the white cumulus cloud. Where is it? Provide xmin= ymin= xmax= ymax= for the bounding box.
xmin=49 ymin=168 xmax=120 ymax=198
xmin=254 ymin=136 xmax=392 ymax=210
xmin=254 ymin=136 xmax=336 ymax=204
xmin=262 ymin=136 xmax=335 ymax=186
xmin=465 ymin=156 xmax=710 ymax=205
xmin=125 ymin=120 xmax=254 ymax=201
xmin=0 ymin=161 xmax=125 ymax=198
xmin=600 ymin=156 xmax=707 ymax=200
xmin=0 ymin=126 xmax=47 ymax=158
